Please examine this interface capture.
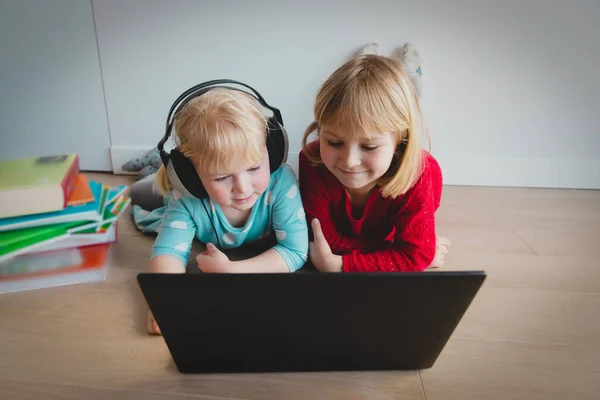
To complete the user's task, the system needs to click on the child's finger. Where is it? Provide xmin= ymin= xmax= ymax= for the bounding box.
xmin=196 ymin=253 xmax=209 ymax=265
xmin=429 ymin=257 xmax=444 ymax=268
xmin=207 ymin=243 xmax=226 ymax=259
xmin=311 ymin=219 xmax=326 ymax=243
xmin=152 ymin=319 xmax=161 ymax=334
xmin=196 ymin=255 xmax=212 ymax=273
xmin=437 ymin=236 xmax=451 ymax=249
xmin=200 ymin=249 xmax=209 ymax=256
xmin=147 ymin=311 xmax=161 ymax=335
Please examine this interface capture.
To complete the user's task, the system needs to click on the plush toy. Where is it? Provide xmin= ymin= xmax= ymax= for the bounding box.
xmin=358 ymin=42 xmax=380 ymax=56
xmin=399 ymin=43 xmax=425 ymax=97
xmin=358 ymin=42 xmax=425 ymax=97
xmin=121 ymin=147 xmax=162 ymax=180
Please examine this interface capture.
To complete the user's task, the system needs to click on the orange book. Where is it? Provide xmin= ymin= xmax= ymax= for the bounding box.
xmin=67 ymin=174 xmax=94 ymax=206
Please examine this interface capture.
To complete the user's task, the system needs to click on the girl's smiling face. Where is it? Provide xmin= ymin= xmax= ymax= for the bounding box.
xmin=319 ymin=126 xmax=396 ymax=194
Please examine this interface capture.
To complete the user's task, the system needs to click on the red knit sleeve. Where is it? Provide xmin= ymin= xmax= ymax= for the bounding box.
xmin=298 ymin=149 xmax=378 ymax=254
xmin=342 ymin=156 xmax=440 ymax=272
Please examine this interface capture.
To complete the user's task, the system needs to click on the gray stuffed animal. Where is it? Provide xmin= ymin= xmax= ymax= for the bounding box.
xmin=121 ymin=148 xmax=163 ymax=180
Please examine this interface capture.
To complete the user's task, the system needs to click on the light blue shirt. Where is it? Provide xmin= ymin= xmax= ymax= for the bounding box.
xmin=151 ymin=165 xmax=308 ymax=271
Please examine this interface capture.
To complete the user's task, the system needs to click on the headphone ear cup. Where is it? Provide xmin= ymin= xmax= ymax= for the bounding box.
xmin=266 ymin=117 xmax=289 ymax=173
xmin=168 ymin=149 xmax=208 ymax=199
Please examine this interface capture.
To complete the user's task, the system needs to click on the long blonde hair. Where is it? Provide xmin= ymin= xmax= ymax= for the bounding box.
xmin=155 ymin=88 xmax=268 ymax=196
xmin=302 ymin=54 xmax=429 ymax=198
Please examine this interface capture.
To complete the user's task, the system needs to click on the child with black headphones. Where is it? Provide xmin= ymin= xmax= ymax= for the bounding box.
xmin=140 ymin=81 xmax=308 ymax=334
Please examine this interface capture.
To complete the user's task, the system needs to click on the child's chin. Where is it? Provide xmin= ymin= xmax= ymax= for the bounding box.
xmin=338 ymin=178 xmax=368 ymax=189
xmin=231 ymin=197 xmax=257 ymax=210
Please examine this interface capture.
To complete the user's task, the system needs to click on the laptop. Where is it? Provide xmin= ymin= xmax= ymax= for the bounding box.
xmin=137 ymin=271 xmax=485 ymax=373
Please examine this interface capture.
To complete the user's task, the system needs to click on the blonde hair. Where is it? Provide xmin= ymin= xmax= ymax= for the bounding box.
xmin=302 ymin=54 xmax=429 ymax=198
xmin=155 ymin=88 xmax=268 ymax=196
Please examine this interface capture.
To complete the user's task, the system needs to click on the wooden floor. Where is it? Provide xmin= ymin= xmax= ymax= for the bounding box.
xmin=1 ymin=173 xmax=599 ymax=399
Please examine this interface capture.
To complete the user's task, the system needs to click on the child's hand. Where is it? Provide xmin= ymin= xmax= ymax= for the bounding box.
xmin=310 ymin=219 xmax=343 ymax=273
xmin=428 ymin=236 xmax=451 ymax=268
xmin=147 ymin=310 xmax=161 ymax=335
xmin=196 ymin=243 xmax=234 ymax=273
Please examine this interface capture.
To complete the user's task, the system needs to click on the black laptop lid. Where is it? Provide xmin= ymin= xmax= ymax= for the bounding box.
xmin=138 ymin=271 xmax=485 ymax=373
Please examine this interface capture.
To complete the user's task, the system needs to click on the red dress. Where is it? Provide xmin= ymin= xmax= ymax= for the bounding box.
xmin=298 ymin=143 xmax=443 ymax=272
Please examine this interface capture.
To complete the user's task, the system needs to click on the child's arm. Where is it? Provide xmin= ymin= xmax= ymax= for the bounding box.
xmin=228 ymin=247 xmax=293 ymax=273
xmin=150 ymin=193 xmax=198 ymax=269
xmin=341 ymin=162 xmax=439 ymax=272
xmin=147 ymin=253 xmax=185 ymax=334
xmin=147 ymin=193 xmax=196 ymax=334
xmin=149 ymin=254 xmax=185 ymax=273
xmin=298 ymin=151 xmax=381 ymax=253
xmin=197 ymin=243 xmax=292 ymax=273
xmin=267 ymin=166 xmax=309 ymax=272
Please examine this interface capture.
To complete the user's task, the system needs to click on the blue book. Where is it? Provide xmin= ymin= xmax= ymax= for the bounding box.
xmin=107 ymin=185 xmax=127 ymax=205
xmin=0 ymin=181 xmax=104 ymax=232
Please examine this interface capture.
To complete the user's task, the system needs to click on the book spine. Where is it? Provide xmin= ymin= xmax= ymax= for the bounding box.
xmin=61 ymin=155 xmax=80 ymax=208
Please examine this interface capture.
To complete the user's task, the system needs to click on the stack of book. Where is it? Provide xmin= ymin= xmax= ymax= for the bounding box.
xmin=0 ymin=154 xmax=130 ymax=293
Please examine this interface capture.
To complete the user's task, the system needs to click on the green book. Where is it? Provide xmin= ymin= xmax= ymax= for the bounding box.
xmin=0 ymin=221 xmax=85 ymax=263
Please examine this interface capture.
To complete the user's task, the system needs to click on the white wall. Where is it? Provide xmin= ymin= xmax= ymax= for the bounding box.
xmin=0 ymin=0 xmax=112 ymax=170
xmin=420 ymin=0 xmax=600 ymax=188
xmin=8 ymin=0 xmax=598 ymax=188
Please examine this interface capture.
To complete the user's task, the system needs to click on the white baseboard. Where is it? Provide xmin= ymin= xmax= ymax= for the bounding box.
xmin=110 ymin=146 xmax=154 ymax=175
xmin=111 ymin=147 xmax=600 ymax=189
xmin=436 ymin=156 xmax=600 ymax=189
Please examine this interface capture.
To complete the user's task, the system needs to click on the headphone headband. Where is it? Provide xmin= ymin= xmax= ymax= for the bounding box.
xmin=166 ymin=79 xmax=283 ymax=128
xmin=158 ymin=79 xmax=283 ymax=163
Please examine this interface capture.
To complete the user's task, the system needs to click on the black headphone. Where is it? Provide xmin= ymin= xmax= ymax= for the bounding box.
xmin=157 ymin=79 xmax=289 ymax=200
